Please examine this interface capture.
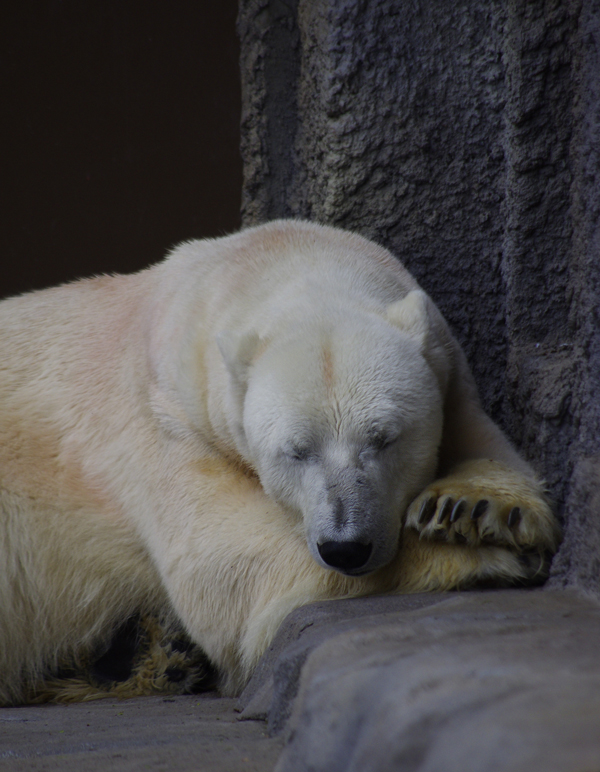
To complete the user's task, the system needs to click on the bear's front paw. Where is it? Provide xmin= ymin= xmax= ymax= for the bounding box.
xmin=405 ymin=459 xmax=561 ymax=555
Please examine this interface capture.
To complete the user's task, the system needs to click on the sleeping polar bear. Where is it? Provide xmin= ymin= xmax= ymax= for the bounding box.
xmin=0 ymin=220 xmax=560 ymax=705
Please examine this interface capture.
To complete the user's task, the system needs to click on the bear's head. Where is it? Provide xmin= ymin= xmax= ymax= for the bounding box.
xmin=217 ymin=290 xmax=450 ymax=576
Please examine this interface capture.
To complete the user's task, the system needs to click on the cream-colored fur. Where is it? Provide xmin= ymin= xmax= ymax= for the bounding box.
xmin=0 ymin=220 xmax=560 ymax=705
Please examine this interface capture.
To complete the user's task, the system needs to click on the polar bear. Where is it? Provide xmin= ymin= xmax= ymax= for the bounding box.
xmin=0 ymin=220 xmax=560 ymax=705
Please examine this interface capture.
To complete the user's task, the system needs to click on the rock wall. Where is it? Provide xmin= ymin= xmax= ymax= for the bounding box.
xmin=238 ymin=0 xmax=600 ymax=597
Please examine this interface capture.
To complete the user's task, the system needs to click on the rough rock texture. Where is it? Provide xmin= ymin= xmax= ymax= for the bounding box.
xmin=238 ymin=0 xmax=600 ymax=597
xmin=238 ymin=591 xmax=600 ymax=772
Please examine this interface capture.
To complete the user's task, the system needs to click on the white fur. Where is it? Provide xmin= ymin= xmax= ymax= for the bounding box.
xmin=0 ymin=220 xmax=558 ymax=704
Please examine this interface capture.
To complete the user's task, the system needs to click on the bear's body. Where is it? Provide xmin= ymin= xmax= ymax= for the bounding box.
xmin=0 ymin=221 xmax=559 ymax=705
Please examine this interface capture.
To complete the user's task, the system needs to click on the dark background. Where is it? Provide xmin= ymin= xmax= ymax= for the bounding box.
xmin=2 ymin=1 xmax=242 ymax=299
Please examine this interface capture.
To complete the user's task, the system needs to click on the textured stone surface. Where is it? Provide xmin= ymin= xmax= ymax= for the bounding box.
xmin=238 ymin=591 xmax=600 ymax=772
xmin=238 ymin=0 xmax=600 ymax=598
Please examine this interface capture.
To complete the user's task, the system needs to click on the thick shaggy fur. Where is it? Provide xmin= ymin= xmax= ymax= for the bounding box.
xmin=0 ymin=221 xmax=560 ymax=705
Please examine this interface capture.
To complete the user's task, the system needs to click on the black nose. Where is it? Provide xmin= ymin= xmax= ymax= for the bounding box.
xmin=317 ymin=541 xmax=373 ymax=571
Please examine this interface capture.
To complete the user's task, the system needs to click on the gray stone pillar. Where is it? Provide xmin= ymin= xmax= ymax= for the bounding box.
xmin=239 ymin=0 xmax=600 ymax=597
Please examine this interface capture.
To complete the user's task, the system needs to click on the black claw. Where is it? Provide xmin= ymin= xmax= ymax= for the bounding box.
xmin=470 ymin=499 xmax=489 ymax=520
xmin=517 ymin=550 xmax=548 ymax=585
xmin=437 ymin=497 xmax=453 ymax=524
xmin=507 ymin=507 xmax=521 ymax=528
xmin=417 ymin=496 xmax=437 ymax=525
xmin=450 ymin=499 xmax=467 ymax=523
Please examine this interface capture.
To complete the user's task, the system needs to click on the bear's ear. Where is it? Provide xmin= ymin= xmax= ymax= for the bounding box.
xmin=386 ymin=290 xmax=453 ymax=395
xmin=216 ymin=330 xmax=261 ymax=387
xmin=385 ymin=290 xmax=430 ymax=345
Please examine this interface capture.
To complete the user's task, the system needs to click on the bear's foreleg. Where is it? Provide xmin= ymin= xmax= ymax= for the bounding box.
xmin=405 ymin=459 xmax=558 ymax=551
xmin=404 ymin=460 xmax=558 ymax=583
xmin=403 ymin=344 xmax=561 ymax=578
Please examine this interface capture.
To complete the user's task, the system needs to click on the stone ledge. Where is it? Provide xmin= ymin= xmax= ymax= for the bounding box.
xmin=239 ymin=588 xmax=600 ymax=772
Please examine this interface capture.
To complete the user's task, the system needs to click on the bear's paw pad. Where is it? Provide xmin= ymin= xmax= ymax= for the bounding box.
xmin=405 ymin=459 xmax=561 ymax=555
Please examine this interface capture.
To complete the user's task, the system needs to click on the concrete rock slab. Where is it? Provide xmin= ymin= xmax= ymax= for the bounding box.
xmin=240 ymin=589 xmax=600 ymax=772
